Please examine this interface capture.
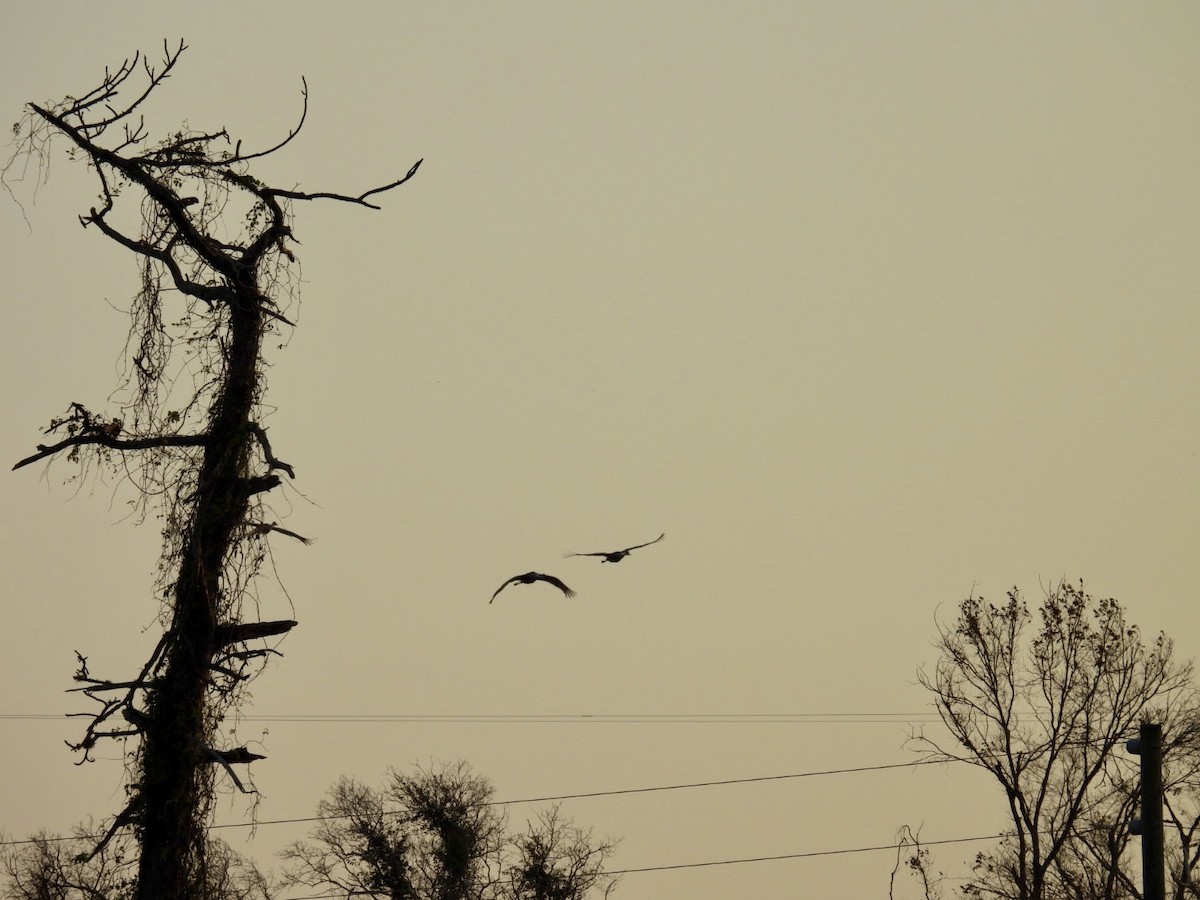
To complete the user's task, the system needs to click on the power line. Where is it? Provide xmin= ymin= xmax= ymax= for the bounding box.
xmin=603 ymin=831 xmax=1004 ymax=874
xmin=206 ymin=757 xmax=955 ymax=833
xmin=274 ymin=831 xmax=1004 ymax=900
xmin=0 ymin=758 xmax=959 ymax=846
xmin=0 ymin=711 xmax=941 ymax=724
xmin=483 ymin=758 xmax=953 ymax=807
xmin=0 ymin=759 xmax=997 ymax=899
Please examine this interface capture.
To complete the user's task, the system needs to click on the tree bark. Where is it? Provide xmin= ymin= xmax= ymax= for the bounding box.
xmin=138 ymin=297 xmax=263 ymax=898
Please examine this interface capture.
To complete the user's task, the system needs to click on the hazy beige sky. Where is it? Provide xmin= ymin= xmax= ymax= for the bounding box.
xmin=2 ymin=3 xmax=1198 ymax=897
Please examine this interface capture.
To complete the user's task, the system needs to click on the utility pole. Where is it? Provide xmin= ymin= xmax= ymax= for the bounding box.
xmin=1128 ymin=721 xmax=1165 ymax=900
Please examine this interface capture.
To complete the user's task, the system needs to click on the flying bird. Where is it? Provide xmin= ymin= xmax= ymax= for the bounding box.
xmin=490 ymin=571 xmax=577 ymax=604
xmin=564 ymin=532 xmax=665 ymax=563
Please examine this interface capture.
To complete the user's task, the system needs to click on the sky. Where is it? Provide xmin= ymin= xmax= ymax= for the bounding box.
xmin=1 ymin=3 xmax=1198 ymax=898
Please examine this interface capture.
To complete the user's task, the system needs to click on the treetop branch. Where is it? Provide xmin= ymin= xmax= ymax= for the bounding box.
xmin=267 ymin=158 xmax=424 ymax=209
xmin=12 ymin=431 xmax=208 ymax=471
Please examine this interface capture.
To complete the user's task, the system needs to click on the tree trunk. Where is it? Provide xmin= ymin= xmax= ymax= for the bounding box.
xmin=10 ymin=44 xmax=420 ymax=899
xmin=137 ymin=298 xmax=264 ymax=898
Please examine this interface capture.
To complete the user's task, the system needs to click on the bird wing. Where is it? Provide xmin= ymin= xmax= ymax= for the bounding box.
xmin=536 ymin=573 xmax=577 ymax=598
xmin=260 ymin=523 xmax=313 ymax=545
xmin=563 ymin=551 xmax=608 ymax=559
xmin=621 ymin=532 xmax=666 ymax=553
xmin=490 ymin=577 xmax=518 ymax=603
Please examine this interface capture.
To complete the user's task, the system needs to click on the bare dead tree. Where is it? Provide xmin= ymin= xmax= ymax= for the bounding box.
xmin=910 ymin=582 xmax=1197 ymax=900
xmin=0 ymin=820 xmax=277 ymax=900
xmin=4 ymin=40 xmax=420 ymax=900
xmin=281 ymin=761 xmax=619 ymax=900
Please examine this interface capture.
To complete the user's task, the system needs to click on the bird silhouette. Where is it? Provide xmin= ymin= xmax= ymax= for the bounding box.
xmin=490 ymin=571 xmax=577 ymax=603
xmin=564 ymin=532 xmax=665 ymax=563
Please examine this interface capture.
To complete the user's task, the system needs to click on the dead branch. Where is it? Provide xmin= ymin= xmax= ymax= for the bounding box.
xmin=13 ymin=431 xmax=207 ymax=471
xmin=267 ymin=158 xmax=424 ymax=210
xmin=249 ymin=424 xmax=294 ymax=478
xmin=220 ymin=647 xmax=284 ymax=663
xmin=213 ymin=747 xmax=266 ymax=765
xmin=251 ymin=522 xmax=313 ymax=544
xmin=239 ymin=474 xmax=283 ymax=498
xmin=213 ymin=647 xmax=284 ymax=680
xmin=214 ymin=619 xmax=298 ymax=648
xmin=75 ymin=40 xmax=187 ymax=135
xmin=223 ymin=76 xmax=309 ymax=164
xmin=64 ymin=633 xmax=170 ymax=762
xmin=79 ymin=202 xmax=233 ymax=306
xmin=28 ymin=101 xmax=240 ymax=281
xmin=206 ymin=746 xmax=266 ymax=794
xmin=208 ymin=661 xmax=246 ymax=680
xmin=67 ymin=678 xmax=154 ymax=694
xmin=84 ymin=800 xmax=143 ymax=862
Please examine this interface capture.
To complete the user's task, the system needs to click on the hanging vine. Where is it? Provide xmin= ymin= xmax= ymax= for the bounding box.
xmin=5 ymin=40 xmax=420 ymax=899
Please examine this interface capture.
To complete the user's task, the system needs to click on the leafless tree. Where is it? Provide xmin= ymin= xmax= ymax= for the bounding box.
xmin=509 ymin=807 xmax=618 ymax=900
xmin=4 ymin=41 xmax=419 ymax=899
xmin=889 ymin=825 xmax=945 ymax=900
xmin=0 ymin=822 xmax=276 ymax=900
xmin=911 ymin=581 xmax=1198 ymax=900
xmin=282 ymin=760 xmax=619 ymax=900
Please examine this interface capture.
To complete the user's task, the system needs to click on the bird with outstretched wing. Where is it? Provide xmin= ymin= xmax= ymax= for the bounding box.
xmin=490 ymin=571 xmax=577 ymax=603
xmin=564 ymin=532 xmax=665 ymax=563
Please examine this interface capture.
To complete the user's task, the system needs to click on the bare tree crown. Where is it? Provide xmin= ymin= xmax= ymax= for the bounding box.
xmin=911 ymin=582 xmax=1198 ymax=900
